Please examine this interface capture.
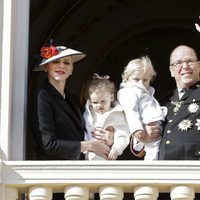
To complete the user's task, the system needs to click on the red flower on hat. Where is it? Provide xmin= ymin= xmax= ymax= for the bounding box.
xmin=40 ymin=46 xmax=59 ymax=59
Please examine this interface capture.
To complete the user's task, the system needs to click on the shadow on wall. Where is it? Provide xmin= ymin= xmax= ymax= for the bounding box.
xmin=98 ymin=27 xmax=200 ymax=100
xmin=0 ymin=148 xmax=8 ymax=160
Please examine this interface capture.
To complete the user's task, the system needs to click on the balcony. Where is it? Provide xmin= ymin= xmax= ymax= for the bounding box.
xmin=1 ymin=160 xmax=200 ymax=200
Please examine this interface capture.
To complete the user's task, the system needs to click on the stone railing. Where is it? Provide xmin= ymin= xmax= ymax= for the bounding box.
xmin=1 ymin=160 xmax=200 ymax=200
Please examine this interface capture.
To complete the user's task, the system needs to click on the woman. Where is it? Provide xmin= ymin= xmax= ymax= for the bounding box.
xmin=31 ymin=44 xmax=111 ymax=161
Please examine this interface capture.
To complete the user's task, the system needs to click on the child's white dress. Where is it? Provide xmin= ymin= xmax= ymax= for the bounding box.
xmin=83 ymin=100 xmax=130 ymax=160
xmin=117 ymin=82 xmax=167 ymax=160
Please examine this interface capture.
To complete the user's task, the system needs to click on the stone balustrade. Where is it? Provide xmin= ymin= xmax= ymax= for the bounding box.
xmin=1 ymin=160 xmax=200 ymax=200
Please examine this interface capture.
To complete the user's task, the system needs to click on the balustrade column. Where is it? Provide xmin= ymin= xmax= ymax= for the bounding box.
xmin=28 ymin=186 xmax=52 ymax=200
xmin=99 ymin=185 xmax=124 ymax=200
xmin=170 ymin=185 xmax=194 ymax=200
xmin=5 ymin=187 xmax=18 ymax=200
xmin=64 ymin=185 xmax=89 ymax=200
xmin=134 ymin=186 xmax=158 ymax=200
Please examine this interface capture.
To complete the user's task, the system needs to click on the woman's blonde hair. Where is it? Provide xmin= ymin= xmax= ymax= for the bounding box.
xmin=121 ymin=56 xmax=156 ymax=83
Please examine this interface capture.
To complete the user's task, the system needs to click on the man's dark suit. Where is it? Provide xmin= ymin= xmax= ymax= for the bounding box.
xmin=31 ymin=79 xmax=85 ymax=160
xmin=159 ymin=81 xmax=200 ymax=160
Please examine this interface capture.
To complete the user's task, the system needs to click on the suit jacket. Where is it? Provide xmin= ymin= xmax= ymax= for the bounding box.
xmin=159 ymin=81 xmax=200 ymax=160
xmin=31 ymin=79 xmax=85 ymax=160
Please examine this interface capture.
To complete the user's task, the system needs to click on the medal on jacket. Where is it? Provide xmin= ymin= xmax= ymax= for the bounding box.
xmin=171 ymin=101 xmax=184 ymax=113
xmin=188 ymin=102 xmax=199 ymax=114
xmin=195 ymin=119 xmax=200 ymax=130
xmin=178 ymin=119 xmax=192 ymax=131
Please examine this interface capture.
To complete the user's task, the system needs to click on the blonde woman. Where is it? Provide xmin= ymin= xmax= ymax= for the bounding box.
xmin=31 ymin=44 xmax=112 ymax=164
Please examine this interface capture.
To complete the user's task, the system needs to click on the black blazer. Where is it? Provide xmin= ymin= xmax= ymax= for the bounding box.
xmin=159 ymin=81 xmax=200 ymax=160
xmin=31 ymin=79 xmax=85 ymax=160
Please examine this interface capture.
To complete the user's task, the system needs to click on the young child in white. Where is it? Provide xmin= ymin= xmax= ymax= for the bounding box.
xmin=117 ymin=56 xmax=167 ymax=160
xmin=83 ymin=73 xmax=130 ymax=160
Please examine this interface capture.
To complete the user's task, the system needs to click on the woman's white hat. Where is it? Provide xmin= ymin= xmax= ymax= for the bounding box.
xmin=35 ymin=45 xmax=86 ymax=71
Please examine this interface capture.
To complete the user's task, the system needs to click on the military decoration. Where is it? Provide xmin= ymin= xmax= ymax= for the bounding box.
xmin=178 ymin=119 xmax=192 ymax=131
xmin=188 ymin=102 xmax=199 ymax=114
xmin=195 ymin=119 xmax=200 ymax=130
xmin=171 ymin=101 xmax=184 ymax=113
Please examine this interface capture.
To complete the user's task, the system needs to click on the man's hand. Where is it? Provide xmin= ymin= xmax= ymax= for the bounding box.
xmin=195 ymin=16 xmax=200 ymax=32
xmin=137 ymin=122 xmax=161 ymax=143
xmin=134 ymin=130 xmax=146 ymax=142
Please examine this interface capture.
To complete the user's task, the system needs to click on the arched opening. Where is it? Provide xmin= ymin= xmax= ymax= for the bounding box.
xmin=26 ymin=0 xmax=200 ymax=160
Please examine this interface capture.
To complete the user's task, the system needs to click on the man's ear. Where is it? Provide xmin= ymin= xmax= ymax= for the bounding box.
xmin=169 ymin=65 xmax=175 ymax=77
xmin=111 ymin=94 xmax=114 ymax=102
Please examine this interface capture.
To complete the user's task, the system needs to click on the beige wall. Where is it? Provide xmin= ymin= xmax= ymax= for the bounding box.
xmin=0 ymin=0 xmax=29 ymax=161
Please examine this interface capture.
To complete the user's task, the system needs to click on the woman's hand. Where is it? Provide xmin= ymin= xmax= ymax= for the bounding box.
xmin=81 ymin=140 xmax=110 ymax=159
xmin=91 ymin=140 xmax=110 ymax=159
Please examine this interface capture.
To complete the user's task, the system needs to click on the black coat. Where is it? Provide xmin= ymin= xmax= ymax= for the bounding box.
xmin=31 ymin=79 xmax=85 ymax=160
xmin=159 ymin=81 xmax=200 ymax=160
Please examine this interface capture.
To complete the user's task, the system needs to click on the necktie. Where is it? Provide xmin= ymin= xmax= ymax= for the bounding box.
xmin=179 ymin=88 xmax=187 ymax=99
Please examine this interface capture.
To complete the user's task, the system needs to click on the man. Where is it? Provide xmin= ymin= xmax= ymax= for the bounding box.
xmin=134 ymin=44 xmax=200 ymax=160
xmin=131 ymin=21 xmax=200 ymax=199
xmin=133 ymin=45 xmax=200 ymax=200
xmin=159 ymin=45 xmax=200 ymax=159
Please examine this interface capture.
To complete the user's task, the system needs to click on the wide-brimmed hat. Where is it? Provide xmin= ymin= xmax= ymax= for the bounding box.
xmin=34 ymin=45 xmax=86 ymax=71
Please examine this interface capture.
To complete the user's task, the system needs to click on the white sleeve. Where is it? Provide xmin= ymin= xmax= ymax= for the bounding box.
xmin=117 ymin=88 xmax=144 ymax=134
xmin=111 ymin=113 xmax=130 ymax=155
xmin=83 ymin=101 xmax=93 ymax=141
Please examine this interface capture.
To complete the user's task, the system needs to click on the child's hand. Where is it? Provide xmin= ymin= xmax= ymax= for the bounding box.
xmin=195 ymin=16 xmax=200 ymax=32
xmin=93 ymin=126 xmax=114 ymax=147
xmin=108 ymin=147 xmax=118 ymax=160
xmin=105 ymin=126 xmax=115 ymax=146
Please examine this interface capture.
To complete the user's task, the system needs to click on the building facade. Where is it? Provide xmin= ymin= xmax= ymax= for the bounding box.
xmin=0 ymin=0 xmax=200 ymax=199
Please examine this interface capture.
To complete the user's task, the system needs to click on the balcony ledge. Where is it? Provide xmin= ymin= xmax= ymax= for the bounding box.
xmin=1 ymin=160 xmax=200 ymax=193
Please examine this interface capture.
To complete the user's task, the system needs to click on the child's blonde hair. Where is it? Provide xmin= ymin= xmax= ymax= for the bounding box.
xmin=83 ymin=74 xmax=116 ymax=100
xmin=121 ymin=56 xmax=156 ymax=83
